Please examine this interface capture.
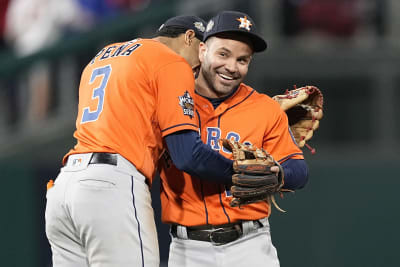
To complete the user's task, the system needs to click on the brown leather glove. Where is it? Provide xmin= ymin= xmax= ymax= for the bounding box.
xmin=273 ymin=85 xmax=324 ymax=154
xmin=221 ymin=139 xmax=285 ymax=210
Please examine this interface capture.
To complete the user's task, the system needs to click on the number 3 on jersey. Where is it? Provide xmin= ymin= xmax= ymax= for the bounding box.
xmin=81 ymin=65 xmax=112 ymax=123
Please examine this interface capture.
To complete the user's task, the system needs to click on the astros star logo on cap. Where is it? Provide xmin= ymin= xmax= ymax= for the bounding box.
xmin=236 ymin=16 xmax=252 ymax=31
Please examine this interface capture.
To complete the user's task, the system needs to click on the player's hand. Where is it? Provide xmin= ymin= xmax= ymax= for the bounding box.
xmin=220 ymin=139 xmax=285 ymax=210
xmin=270 ymin=165 xmax=280 ymax=175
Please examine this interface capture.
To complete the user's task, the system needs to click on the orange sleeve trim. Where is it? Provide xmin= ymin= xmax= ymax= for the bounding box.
xmin=278 ymin=152 xmax=304 ymax=163
xmin=161 ymin=123 xmax=198 ymax=133
xmin=161 ymin=123 xmax=199 ymax=137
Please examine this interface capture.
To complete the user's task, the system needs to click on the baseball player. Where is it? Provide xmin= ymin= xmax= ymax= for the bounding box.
xmin=45 ymin=15 xmax=249 ymax=267
xmin=159 ymin=11 xmax=309 ymax=267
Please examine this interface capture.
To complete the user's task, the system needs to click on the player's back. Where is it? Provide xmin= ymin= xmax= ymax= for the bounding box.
xmin=65 ymin=38 xmax=196 ymax=181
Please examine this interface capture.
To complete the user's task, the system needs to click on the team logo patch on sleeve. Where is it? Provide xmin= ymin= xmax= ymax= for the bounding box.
xmin=178 ymin=91 xmax=194 ymax=119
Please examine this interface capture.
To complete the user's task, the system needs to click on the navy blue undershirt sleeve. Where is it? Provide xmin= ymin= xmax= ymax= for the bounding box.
xmin=281 ymin=158 xmax=309 ymax=190
xmin=165 ymin=130 xmax=309 ymax=189
xmin=164 ymin=130 xmax=233 ymax=184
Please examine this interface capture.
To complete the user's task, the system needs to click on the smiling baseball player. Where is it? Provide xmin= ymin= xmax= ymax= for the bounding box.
xmin=159 ymin=11 xmax=309 ymax=267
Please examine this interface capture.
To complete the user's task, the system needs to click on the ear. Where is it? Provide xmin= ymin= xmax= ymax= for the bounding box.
xmin=199 ymin=42 xmax=207 ymax=62
xmin=184 ymin=29 xmax=196 ymax=46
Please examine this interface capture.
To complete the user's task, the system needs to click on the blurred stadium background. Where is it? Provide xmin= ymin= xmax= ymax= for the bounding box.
xmin=0 ymin=0 xmax=399 ymax=266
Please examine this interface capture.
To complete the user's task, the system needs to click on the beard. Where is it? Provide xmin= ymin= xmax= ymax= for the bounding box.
xmin=200 ymin=65 xmax=241 ymax=98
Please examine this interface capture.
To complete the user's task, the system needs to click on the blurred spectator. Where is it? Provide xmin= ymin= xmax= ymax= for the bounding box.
xmin=1 ymin=0 xmax=153 ymax=127
xmin=282 ymin=0 xmax=388 ymax=39
xmin=282 ymin=0 xmax=360 ymax=38
xmin=4 ymin=0 xmax=91 ymax=124
xmin=77 ymin=0 xmax=125 ymax=22
xmin=77 ymin=0 xmax=151 ymax=23
xmin=5 ymin=0 xmax=91 ymax=56
xmin=119 ymin=0 xmax=152 ymax=11
xmin=298 ymin=0 xmax=359 ymax=37
xmin=0 ymin=0 xmax=10 ymax=51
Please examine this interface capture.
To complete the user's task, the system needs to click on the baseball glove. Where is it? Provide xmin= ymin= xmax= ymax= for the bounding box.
xmin=273 ymin=85 xmax=324 ymax=154
xmin=221 ymin=139 xmax=286 ymax=212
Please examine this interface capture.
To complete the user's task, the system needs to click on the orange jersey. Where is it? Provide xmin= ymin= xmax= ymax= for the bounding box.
xmin=159 ymin=83 xmax=304 ymax=226
xmin=64 ymin=39 xmax=198 ymax=184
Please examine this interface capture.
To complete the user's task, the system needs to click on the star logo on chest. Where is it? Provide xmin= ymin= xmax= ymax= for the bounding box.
xmin=236 ymin=16 xmax=252 ymax=31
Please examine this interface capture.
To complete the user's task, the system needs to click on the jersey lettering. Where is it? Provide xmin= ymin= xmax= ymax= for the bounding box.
xmin=90 ymin=48 xmax=105 ymax=64
xmin=111 ymin=43 xmax=130 ymax=57
xmin=206 ymin=128 xmax=251 ymax=152
xmin=90 ymin=40 xmax=141 ymax=64
xmin=122 ymin=43 xmax=141 ymax=56
xmin=206 ymin=127 xmax=221 ymax=150
xmin=222 ymin=132 xmax=240 ymax=153
xmin=81 ymin=65 xmax=112 ymax=123
xmin=100 ymin=46 xmax=117 ymax=60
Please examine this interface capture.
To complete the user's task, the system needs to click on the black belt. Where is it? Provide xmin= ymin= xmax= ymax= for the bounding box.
xmin=89 ymin=153 xmax=118 ymax=166
xmin=171 ymin=221 xmax=263 ymax=245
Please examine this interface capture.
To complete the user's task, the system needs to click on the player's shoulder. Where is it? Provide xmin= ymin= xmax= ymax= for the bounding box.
xmin=139 ymin=39 xmax=192 ymax=73
xmin=143 ymin=39 xmax=187 ymax=61
xmin=242 ymin=84 xmax=282 ymax=111
xmin=85 ymin=38 xmax=191 ymax=77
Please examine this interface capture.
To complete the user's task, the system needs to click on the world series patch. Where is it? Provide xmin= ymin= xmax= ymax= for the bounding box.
xmin=178 ymin=91 xmax=194 ymax=119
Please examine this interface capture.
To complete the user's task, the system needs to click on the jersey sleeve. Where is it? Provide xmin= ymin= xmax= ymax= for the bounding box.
xmin=155 ymin=61 xmax=199 ymax=136
xmin=263 ymin=108 xmax=304 ymax=163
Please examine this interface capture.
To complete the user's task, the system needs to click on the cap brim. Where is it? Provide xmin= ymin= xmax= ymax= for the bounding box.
xmin=246 ymin=32 xmax=267 ymax=52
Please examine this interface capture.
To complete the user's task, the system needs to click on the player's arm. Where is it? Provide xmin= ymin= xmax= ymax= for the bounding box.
xmin=164 ymin=130 xmax=233 ymax=184
xmin=278 ymin=116 xmax=309 ymax=190
xmin=280 ymin=159 xmax=308 ymax=190
xmin=263 ymin=100 xmax=309 ymax=190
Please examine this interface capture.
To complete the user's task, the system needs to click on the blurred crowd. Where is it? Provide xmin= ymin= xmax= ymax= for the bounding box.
xmin=0 ymin=0 xmax=387 ymax=131
xmin=282 ymin=0 xmax=386 ymax=38
xmin=0 ymin=0 xmax=152 ymax=129
xmin=0 ymin=0 xmax=151 ymax=55
xmin=0 ymin=0 xmax=386 ymax=60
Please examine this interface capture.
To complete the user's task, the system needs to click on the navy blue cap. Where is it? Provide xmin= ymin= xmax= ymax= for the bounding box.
xmin=203 ymin=11 xmax=267 ymax=52
xmin=157 ymin=15 xmax=206 ymax=40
